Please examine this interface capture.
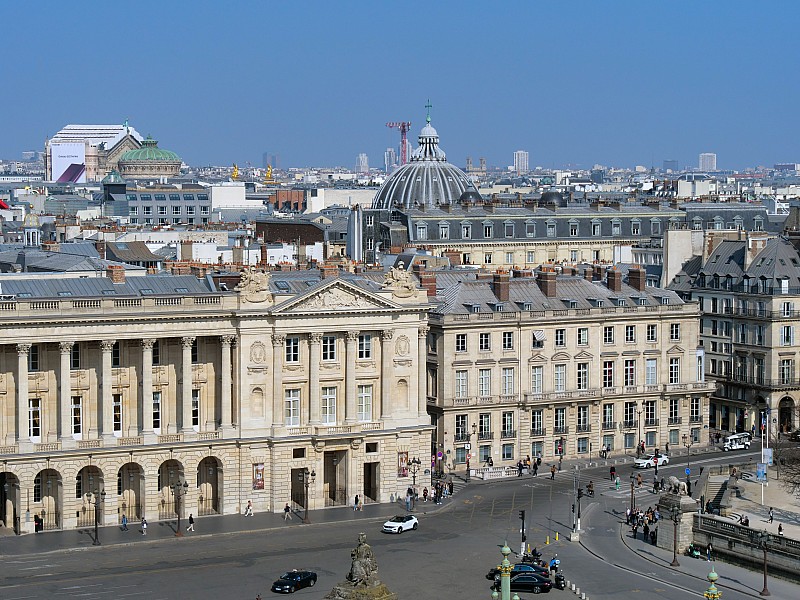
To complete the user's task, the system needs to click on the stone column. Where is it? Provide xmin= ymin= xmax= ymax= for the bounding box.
xmin=380 ymin=330 xmax=394 ymax=420
xmin=100 ymin=340 xmax=115 ymax=439
xmin=59 ymin=342 xmax=73 ymax=441
xmin=418 ymin=326 xmax=429 ymax=416
xmin=309 ymin=333 xmax=322 ymax=424
xmin=271 ymin=334 xmax=285 ymax=427
xmin=345 ymin=331 xmax=359 ymax=423
xmin=220 ymin=335 xmax=235 ymax=430
xmin=141 ymin=339 xmax=155 ymax=434
xmin=16 ymin=344 xmax=30 ymax=442
xmin=181 ymin=337 xmax=195 ymax=433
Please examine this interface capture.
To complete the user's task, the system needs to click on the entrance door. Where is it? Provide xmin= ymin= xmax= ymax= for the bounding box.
xmin=290 ymin=468 xmax=305 ymax=509
xmin=323 ymin=450 xmax=347 ymax=507
xmin=363 ymin=462 xmax=379 ymax=502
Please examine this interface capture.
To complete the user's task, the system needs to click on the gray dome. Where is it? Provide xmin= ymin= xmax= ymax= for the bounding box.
xmin=372 ymin=119 xmax=477 ymax=209
xmin=540 ymin=191 xmax=565 ymax=206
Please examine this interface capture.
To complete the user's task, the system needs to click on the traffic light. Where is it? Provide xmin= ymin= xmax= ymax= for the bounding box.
xmin=519 ymin=510 xmax=525 ymax=521
xmin=571 ymin=503 xmax=575 ymax=513
xmin=578 ymin=489 xmax=584 ymax=499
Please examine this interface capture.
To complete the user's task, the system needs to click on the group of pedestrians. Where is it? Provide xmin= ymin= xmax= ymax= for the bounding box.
xmin=627 ymin=505 xmax=660 ymax=545
xmin=517 ymin=454 xmax=543 ymax=477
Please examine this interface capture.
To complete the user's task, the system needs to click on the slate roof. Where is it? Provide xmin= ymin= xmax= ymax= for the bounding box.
xmin=0 ymin=273 xmax=216 ymax=299
xmin=106 ymin=241 xmax=163 ymax=263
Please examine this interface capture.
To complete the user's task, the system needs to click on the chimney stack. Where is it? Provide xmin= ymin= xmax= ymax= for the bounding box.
xmin=320 ymin=264 xmax=338 ymax=279
xmin=537 ymin=269 xmax=557 ymax=298
xmin=584 ymin=266 xmax=593 ymax=281
xmin=492 ymin=271 xmax=511 ymax=302
xmin=106 ymin=264 xmax=125 ymax=284
xmin=607 ymin=269 xmax=622 ymax=292
xmin=95 ymin=241 xmax=106 ymax=260
xmin=628 ymin=266 xmax=646 ymax=292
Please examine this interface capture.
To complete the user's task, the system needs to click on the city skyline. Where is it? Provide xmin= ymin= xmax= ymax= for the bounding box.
xmin=2 ymin=1 xmax=799 ymax=170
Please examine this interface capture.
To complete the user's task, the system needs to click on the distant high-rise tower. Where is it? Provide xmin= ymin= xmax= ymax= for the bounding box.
xmin=263 ymin=153 xmax=279 ymax=170
xmin=663 ymin=159 xmax=679 ymax=172
xmin=699 ymin=153 xmax=717 ymax=172
xmin=356 ymin=153 xmax=369 ymax=174
xmin=384 ymin=147 xmax=397 ymax=173
xmin=513 ymin=150 xmax=529 ymax=175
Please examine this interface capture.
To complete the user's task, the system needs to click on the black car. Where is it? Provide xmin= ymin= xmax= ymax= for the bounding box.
xmin=486 ymin=563 xmax=549 ymax=580
xmin=271 ymin=570 xmax=317 ymax=594
xmin=492 ymin=573 xmax=553 ymax=594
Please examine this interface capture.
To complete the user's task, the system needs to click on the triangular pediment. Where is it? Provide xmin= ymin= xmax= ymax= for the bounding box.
xmin=574 ymin=350 xmax=594 ymax=360
xmin=529 ymin=353 xmax=548 ymax=363
xmin=667 ymin=345 xmax=685 ymax=354
xmin=272 ymin=279 xmax=401 ymax=314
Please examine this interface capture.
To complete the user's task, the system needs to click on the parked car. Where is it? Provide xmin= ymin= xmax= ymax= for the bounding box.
xmin=492 ymin=572 xmax=553 ymax=594
xmin=723 ymin=433 xmax=752 ymax=451
xmin=486 ymin=563 xmax=550 ymax=580
xmin=634 ymin=453 xmax=669 ymax=469
xmin=382 ymin=514 xmax=419 ymax=534
xmin=271 ymin=570 xmax=317 ymax=594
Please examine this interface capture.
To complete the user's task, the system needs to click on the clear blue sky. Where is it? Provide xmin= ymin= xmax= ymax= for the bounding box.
xmin=4 ymin=1 xmax=799 ymax=170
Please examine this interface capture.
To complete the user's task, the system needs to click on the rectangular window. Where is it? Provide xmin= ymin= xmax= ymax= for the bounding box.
xmin=479 ymin=333 xmax=491 ymax=351
xmin=502 ymin=443 xmax=514 ymax=460
xmin=624 ymin=402 xmax=636 ymax=428
xmin=152 ymin=391 xmax=161 ymax=432
xmin=29 ymin=344 xmax=39 ymax=371
xmin=321 ymin=336 xmax=337 ymax=361
xmin=547 ymin=223 xmax=556 ymax=237
xmin=577 ymin=328 xmax=588 ymax=346
xmin=358 ymin=334 xmax=372 ymax=359
xmin=439 ymin=224 xmax=449 ymax=239
xmin=690 ymin=397 xmax=701 ymax=422
xmin=625 ymin=325 xmax=635 ymax=343
xmin=191 ymin=339 xmax=198 ymax=364
xmin=504 ymin=223 xmax=514 ymax=238
xmin=479 ymin=369 xmax=491 ymax=397
xmin=577 ymin=405 xmax=589 ymax=431
xmin=479 ymin=413 xmax=490 ymax=438
xmin=479 ymin=445 xmax=491 ymax=462
xmin=191 ymin=389 xmax=200 ymax=429
xmin=644 ymin=400 xmax=656 ymax=425
xmin=570 ymin=222 xmax=578 ymax=236
xmin=322 ymin=387 xmax=337 ymax=424
xmin=71 ymin=396 xmax=82 ymax=436
xmin=669 ymin=357 xmax=680 ymax=384
xmin=645 ymin=358 xmax=657 ymax=385
xmin=285 ymin=337 xmax=300 ymax=363
xmin=603 ymin=404 xmax=614 ymax=429
xmin=113 ymin=393 xmax=122 ymax=434
xmin=670 ymin=323 xmax=681 ymax=341
xmin=624 ymin=359 xmax=636 ymax=387
xmin=555 ymin=329 xmax=566 ymax=347
xmin=592 ymin=222 xmax=601 ymax=236
xmin=357 ymin=385 xmax=372 ymax=422
xmin=186 ymin=205 xmax=195 ymax=215
xmin=505 ymin=252 xmax=514 ymax=264
xmin=455 ymin=370 xmax=468 ymax=398
xmin=531 ymin=366 xmax=543 ymax=393
xmin=577 ymin=362 xmax=589 ymax=390
xmin=554 ymin=407 xmax=566 ymax=433
xmin=455 ymin=414 xmax=468 ymax=440
xmin=646 ymin=324 xmax=657 ymax=343
xmin=603 ymin=434 xmax=614 ymax=451
xmin=484 ymin=253 xmax=492 ymax=264
xmin=526 ymin=250 xmax=535 ymax=263
xmin=455 ymin=333 xmax=467 ymax=352
xmin=285 ymin=389 xmax=300 ymax=426
xmin=603 ymin=326 xmax=614 ymax=344
xmin=157 ymin=205 xmax=167 ymax=216
xmin=112 ymin=341 xmax=121 ymax=368
xmin=152 ymin=340 xmax=160 ymax=365
xmin=172 ymin=205 xmax=182 ymax=215
xmin=502 ymin=331 xmax=513 ymax=350
xmin=669 ymin=397 xmax=679 ymax=422
xmin=502 ymin=411 xmax=514 ymax=437
xmin=71 ymin=345 xmax=80 ymax=370
xmin=526 ymin=222 xmax=535 ymax=238
xmin=780 ymin=359 xmax=794 ymax=385
xmin=28 ymin=398 xmax=41 ymax=439
xmin=602 ymin=361 xmax=614 ymax=388
xmin=531 ymin=409 xmax=543 ymax=435
xmin=783 ymin=301 xmax=793 ymax=317
xmin=577 ymin=437 xmax=588 ymax=453
xmin=484 ymin=224 xmax=493 ymax=238
xmin=461 ymin=224 xmax=471 ymax=238
xmin=502 ymin=367 xmax=514 ymax=395
xmin=782 ymin=325 xmax=793 ymax=346
xmin=554 ymin=364 xmax=566 ymax=392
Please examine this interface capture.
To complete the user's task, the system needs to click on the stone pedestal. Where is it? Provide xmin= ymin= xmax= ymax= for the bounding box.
xmin=325 ymin=583 xmax=397 ymax=600
xmin=656 ymin=492 xmax=700 ymax=555
xmin=326 ymin=533 xmax=397 ymax=600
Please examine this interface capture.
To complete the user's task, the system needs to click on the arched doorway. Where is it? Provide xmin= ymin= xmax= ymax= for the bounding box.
xmin=779 ymin=397 xmax=795 ymax=435
xmin=157 ymin=460 xmax=185 ymax=520
xmin=75 ymin=466 xmax=104 ymax=528
xmin=0 ymin=472 xmax=20 ymax=534
xmin=197 ymin=457 xmax=222 ymax=515
xmin=33 ymin=469 xmax=61 ymax=530
xmin=117 ymin=463 xmax=144 ymax=523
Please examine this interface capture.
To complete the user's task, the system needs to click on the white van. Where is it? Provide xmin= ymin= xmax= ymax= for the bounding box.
xmin=723 ymin=432 xmax=752 ymax=451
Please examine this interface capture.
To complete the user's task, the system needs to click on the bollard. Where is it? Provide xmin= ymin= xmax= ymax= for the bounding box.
xmin=571 ymin=583 xmax=576 ymax=591
xmin=566 ymin=580 xmax=570 ymax=588
xmin=555 ymin=531 xmax=559 ymax=541
xmin=576 ymin=588 xmax=580 ymax=596
xmin=545 ymin=535 xmax=550 ymax=545
xmin=581 ymin=594 xmax=586 ymax=600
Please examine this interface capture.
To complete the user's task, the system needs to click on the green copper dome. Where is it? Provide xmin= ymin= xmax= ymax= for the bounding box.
xmin=120 ymin=137 xmax=181 ymax=162
xmin=101 ymin=169 xmax=126 ymax=184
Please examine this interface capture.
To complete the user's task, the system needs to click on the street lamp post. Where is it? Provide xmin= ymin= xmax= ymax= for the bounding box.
xmin=756 ymin=530 xmax=771 ymax=596
xmin=629 ymin=473 xmax=636 ymax=516
xmin=409 ymin=457 xmax=421 ymax=509
xmin=170 ymin=481 xmax=189 ymax=537
xmin=85 ymin=489 xmax=106 ymax=546
xmin=670 ymin=506 xmax=681 ymax=567
xmin=466 ymin=423 xmax=477 ymax=483
xmin=299 ymin=467 xmax=316 ymax=524
xmin=682 ymin=433 xmax=695 ymax=489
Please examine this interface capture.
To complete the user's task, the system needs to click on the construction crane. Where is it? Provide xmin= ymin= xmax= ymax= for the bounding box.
xmin=386 ymin=121 xmax=412 ymax=165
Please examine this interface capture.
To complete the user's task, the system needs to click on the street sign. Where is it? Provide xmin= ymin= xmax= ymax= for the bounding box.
xmin=437 ymin=451 xmax=443 ymax=459
xmin=685 ymin=468 xmax=691 ymax=476
xmin=467 ymin=453 xmax=472 ymax=460
xmin=464 ymin=443 xmax=471 ymax=450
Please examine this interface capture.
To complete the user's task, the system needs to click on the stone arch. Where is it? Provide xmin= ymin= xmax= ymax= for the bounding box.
xmin=157 ymin=459 xmax=185 ymax=520
xmin=0 ymin=471 xmax=21 ymax=533
xmin=196 ymin=456 xmax=223 ymax=515
xmin=779 ymin=396 xmax=796 ymax=434
xmin=117 ymin=462 xmax=145 ymax=522
xmin=33 ymin=468 xmax=62 ymax=530
xmin=75 ymin=465 xmax=105 ymax=527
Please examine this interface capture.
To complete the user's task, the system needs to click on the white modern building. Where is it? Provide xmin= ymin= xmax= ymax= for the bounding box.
xmin=699 ymin=153 xmax=717 ymax=172
xmin=513 ymin=150 xmax=529 ymax=175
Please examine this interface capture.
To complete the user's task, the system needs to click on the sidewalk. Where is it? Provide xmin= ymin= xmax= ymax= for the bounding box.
xmin=725 ymin=464 xmax=800 ymax=539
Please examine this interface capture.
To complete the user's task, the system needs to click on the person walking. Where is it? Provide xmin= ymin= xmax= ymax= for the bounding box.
xmin=532 ymin=461 xmax=538 ymax=477
xmin=636 ymin=473 xmax=642 ymax=488
xmin=187 ymin=513 xmax=194 ymax=532
xmin=245 ymin=500 xmax=253 ymax=517
xmin=550 ymin=464 xmax=556 ymax=480
xmin=284 ymin=502 xmax=292 ymax=521
xmin=354 ymin=495 xmax=360 ymax=511
xmin=121 ymin=514 xmax=128 ymax=531
xmin=706 ymin=542 xmax=713 ymax=562
xmin=141 ymin=518 xmax=147 ymax=536
xmin=778 ymin=524 xmax=784 ymax=536
xmin=610 ymin=465 xmax=616 ymax=481
xmin=768 ymin=507 xmax=774 ymax=524
xmin=517 ymin=460 xmax=523 ymax=477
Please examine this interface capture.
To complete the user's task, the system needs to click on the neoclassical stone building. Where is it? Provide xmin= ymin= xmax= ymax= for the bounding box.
xmin=0 ymin=265 xmax=431 ymax=533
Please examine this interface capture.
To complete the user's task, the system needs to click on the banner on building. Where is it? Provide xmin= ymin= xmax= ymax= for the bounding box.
xmin=252 ymin=463 xmax=265 ymax=489
xmin=397 ymin=451 xmax=409 ymax=477
xmin=51 ymin=142 xmax=86 ymax=183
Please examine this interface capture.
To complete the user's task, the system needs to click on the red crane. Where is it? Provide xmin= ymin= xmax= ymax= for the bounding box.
xmin=386 ymin=121 xmax=412 ymax=165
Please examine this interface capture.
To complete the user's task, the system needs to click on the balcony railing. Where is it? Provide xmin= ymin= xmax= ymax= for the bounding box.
xmin=715 ymin=374 xmax=800 ymax=389
xmin=668 ymin=416 xmax=683 ymax=425
xmin=576 ymin=423 xmax=591 ymax=433
xmin=690 ymin=415 xmax=703 ymax=423
xmin=454 ymin=433 xmax=470 ymax=442
xmin=501 ymin=429 xmax=516 ymax=439
xmin=530 ymin=427 xmax=546 ymax=437
xmin=477 ymin=431 xmax=494 ymax=441
xmin=622 ymin=419 xmax=637 ymax=429
xmin=644 ymin=418 xmax=659 ymax=427
xmin=602 ymin=421 xmax=616 ymax=431
xmin=553 ymin=425 xmax=569 ymax=435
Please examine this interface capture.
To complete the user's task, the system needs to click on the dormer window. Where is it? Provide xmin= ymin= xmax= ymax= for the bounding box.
xmin=494 ymin=303 xmax=504 ymax=312
xmin=471 ymin=304 xmax=480 ymax=313
xmin=661 ymin=297 xmax=670 ymax=305
xmin=616 ymin=298 xmax=626 ymax=307
xmin=523 ymin=302 xmax=533 ymax=311
xmin=639 ymin=297 xmax=648 ymax=306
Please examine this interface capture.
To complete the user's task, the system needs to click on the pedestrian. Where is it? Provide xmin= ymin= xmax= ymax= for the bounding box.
xmin=632 ymin=522 xmax=639 ymax=540
xmin=778 ymin=524 xmax=784 ymax=536
xmin=354 ymin=494 xmax=360 ymax=511
xmin=121 ymin=514 xmax=128 ymax=531
xmin=422 ymin=487 xmax=429 ymax=502
xmin=636 ymin=473 xmax=642 ymax=488
xmin=610 ymin=465 xmax=616 ymax=481
xmin=187 ymin=513 xmax=194 ymax=532
xmin=448 ymin=479 xmax=454 ymax=496
xmin=550 ymin=464 xmax=556 ymax=480
xmin=245 ymin=500 xmax=253 ymax=517
xmin=615 ymin=476 xmax=620 ymax=490
xmin=537 ymin=455 xmax=542 ymax=467
xmin=284 ymin=502 xmax=292 ymax=520
xmin=768 ymin=507 xmax=774 ymax=524
xmin=665 ymin=442 xmax=669 ymax=454
xmin=141 ymin=517 xmax=147 ymax=536
xmin=661 ymin=477 xmax=666 ymax=492
xmin=706 ymin=542 xmax=712 ymax=562
xmin=626 ymin=507 xmax=631 ymax=524
xmin=601 ymin=444 xmax=606 ymax=459
xmin=532 ymin=462 xmax=538 ymax=477
xmin=643 ymin=522 xmax=650 ymax=541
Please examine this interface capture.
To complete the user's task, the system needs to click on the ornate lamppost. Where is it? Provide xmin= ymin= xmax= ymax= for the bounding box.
xmin=85 ymin=489 xmax=106 ymax=546
xmin=299 ymin=467 xmax=316 ymax=524
xmin=755 ymin=530 xmax=771 ymax=596
xmin=489 ymin=542 xmax=520 ymax=600
xmin=170 ymin=480 xmax=189 ymax=537
xmin=409 ymin=457 xmax=421 ymax=509
xmin=466 ymin=423 xmax=477 ymax=483
xmin=629 ymin=473 xmax=636 ymax=516
xmin=682 ymin=433 xmax=695 ymax=489
xmin=703 ymin=568 xmax=722 ymax=600
xmin=670 ymin=505 xmax=681 ymax=567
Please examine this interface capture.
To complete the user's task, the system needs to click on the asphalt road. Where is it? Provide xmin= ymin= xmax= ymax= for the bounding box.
xmin=2 ymin=448 xmax=797 ymax=600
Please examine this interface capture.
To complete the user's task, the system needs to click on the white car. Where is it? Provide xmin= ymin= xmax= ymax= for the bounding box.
xmin=634 ymin=454 xmax=669 ymax=469
xmin=382 ymin=514 xmax=419 ymax=534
